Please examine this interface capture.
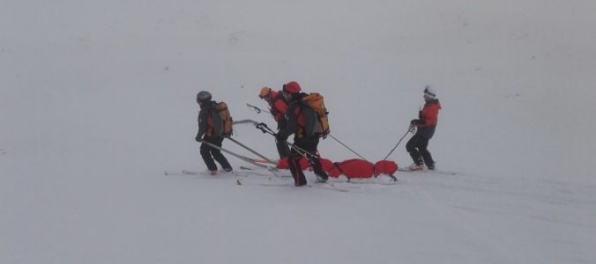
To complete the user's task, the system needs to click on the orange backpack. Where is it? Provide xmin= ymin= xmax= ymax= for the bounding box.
xmin=301 ymin=93 xmax=330 ymax=138
xmin=212 ymin=102 xmax=233 ymax=137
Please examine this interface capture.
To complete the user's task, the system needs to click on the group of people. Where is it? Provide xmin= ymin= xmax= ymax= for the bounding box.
xmin=195 ymin=81 xmax=442 ymax=186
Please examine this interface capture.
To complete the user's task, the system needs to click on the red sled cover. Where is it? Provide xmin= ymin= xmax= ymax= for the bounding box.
xmin=374 ymin=160 xmax=398 ymax=176
xmin=329 ymin=159 xmax=375 ymax=179
xmin=276 ymin=157 xmax=313 ymax=170
xmin=276 ymin=158 xmax=289 ymax=170
xmin=319 ymin=158 xmax=341 ymax=178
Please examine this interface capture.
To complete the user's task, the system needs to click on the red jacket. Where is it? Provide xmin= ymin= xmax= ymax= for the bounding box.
xmin=416 ymin=99 xmax=441 ymax=138
xmin=268 ymin=90 xmax=287 ymax=122
xmin=419 ymin=99 xmax=441 ymax=127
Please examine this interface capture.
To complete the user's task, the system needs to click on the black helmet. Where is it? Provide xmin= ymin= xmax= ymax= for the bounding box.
xmin=196 ymin=91 xmax=212 ymax=102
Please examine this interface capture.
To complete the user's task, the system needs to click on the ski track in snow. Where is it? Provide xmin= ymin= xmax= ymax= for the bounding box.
xmin=395 ymin=170 xmax=596 ymax=263
xmin=400 ymin=174 xmax=521 ymax=263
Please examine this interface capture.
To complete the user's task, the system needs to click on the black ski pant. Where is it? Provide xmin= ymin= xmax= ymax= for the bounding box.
xmin=275 ymin=121 xmax=290 ymax=159
xmin=406 ymin=134 xmax=434 ymax=166
xmin=275 ymin=135 xmax=290 ymax=159
xmin=200 ymin=136 xmax=232 ymax=171
xmin=287 ymin=136 xmax=328 ymax=186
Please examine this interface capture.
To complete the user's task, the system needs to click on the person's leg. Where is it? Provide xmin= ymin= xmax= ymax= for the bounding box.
xmin=406 ymin=135 xmax=423 ymax=166
xmin=309 ymin=156 xmax=328 ymax=182
xmin=200 ymin=142 xmax=217 ymax=171
xmin=419 ymin=137 xmax=434 ymax=170
xmin=289 ymin=138 xmax=310 ymax=186
xmin=300 ymin=137 xmax=328 ymax=181
xmin=275 ymin=135 xmax=290 ymax=159
xmin=288 ymin=151 xmax=307 ymax=186
xmin=209 ymin=137 xmax=232 ymax=171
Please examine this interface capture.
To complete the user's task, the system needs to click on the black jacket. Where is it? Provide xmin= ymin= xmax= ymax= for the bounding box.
xmin=197 ymin=101 xmax=222 ymax=139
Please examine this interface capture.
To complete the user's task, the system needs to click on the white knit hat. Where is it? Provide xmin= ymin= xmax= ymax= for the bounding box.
xmin=424 ymin=85 xmax=437 ymax=99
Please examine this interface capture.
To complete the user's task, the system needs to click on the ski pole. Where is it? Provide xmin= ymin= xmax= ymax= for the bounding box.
xmin=254 ymin=123 xmax=314 ymax=157
xmin=199 ymin=140 xmax=277 ymax=171
xmin=383 ymin=124 xmax=415 ymax=160
xmin=253 ymin=122 xmax=322 ymax=166
xmin=284 ymin=142 xmax=323 ymax=167
xmin=225 ymin=137 xmax=277 ymax=165
xmin=232 ymin=119 xmax=260 ymax=125
xmin=253 ymin=123 xmax=318 ymax=162
xmin=246 ymin=103 xmax=271 ymax=114
xmin=328 ymin=134 xmax=369 ymax=161
xmin=255 ymin=122 xmax=277 ymax=136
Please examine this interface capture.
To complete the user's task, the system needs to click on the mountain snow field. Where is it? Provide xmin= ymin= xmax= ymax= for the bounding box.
xmin=2 ymin=1 xmax=596 ymax=264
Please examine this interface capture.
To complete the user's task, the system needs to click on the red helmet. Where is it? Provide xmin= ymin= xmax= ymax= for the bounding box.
xmin=283 ymin=81 xmax=301 ymax=94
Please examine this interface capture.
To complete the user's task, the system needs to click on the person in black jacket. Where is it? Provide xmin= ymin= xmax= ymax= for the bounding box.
xmin=276 ymin=81 xmax=329 ymax=186
xmin=195 ymin=91 xmax=232 ymax=175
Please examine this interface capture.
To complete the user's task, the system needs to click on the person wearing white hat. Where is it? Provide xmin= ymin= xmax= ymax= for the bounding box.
xmin=406 ymin=85 xmax=442 ymax=171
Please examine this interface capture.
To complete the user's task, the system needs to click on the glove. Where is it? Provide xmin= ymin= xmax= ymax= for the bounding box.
xmin=410 ymin=119 xmax=420 ymax=125
xmin=195 ymin=135 xmax=202 ymax=142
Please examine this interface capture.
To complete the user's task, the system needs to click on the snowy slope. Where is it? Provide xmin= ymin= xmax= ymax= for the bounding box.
xmin=2 ymin=1 xmax=596 ymax=264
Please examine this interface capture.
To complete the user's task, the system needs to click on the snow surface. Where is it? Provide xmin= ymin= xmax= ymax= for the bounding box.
xmin=2 ymin=1 xmax=596 ymax=263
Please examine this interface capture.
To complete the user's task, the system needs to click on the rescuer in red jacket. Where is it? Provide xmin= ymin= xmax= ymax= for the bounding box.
xmin=276 ymin=81 xmax=329 ymax=186
xmin=259 ymin=87 xmax=289 ymax=158
xmin=406 ymin=85 xmax=442 ymax=171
